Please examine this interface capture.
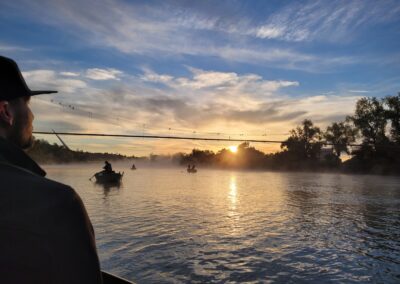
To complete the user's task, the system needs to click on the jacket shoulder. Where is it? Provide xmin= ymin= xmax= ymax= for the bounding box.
xmin=0 ymin=162 xmax=85 ymax=233
xmin=0 ymin=162 xmax=77 ymax=198
xmin=0 ymin=163 xmax=102 ymax=283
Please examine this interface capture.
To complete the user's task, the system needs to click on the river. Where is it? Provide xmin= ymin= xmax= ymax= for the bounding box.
xmin=44 ymin=163 xmax=400 ymax=283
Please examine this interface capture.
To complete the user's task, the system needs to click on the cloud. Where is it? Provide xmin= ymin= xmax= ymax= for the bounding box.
xmin=60 ymin=71 xmax=80 ymax=77
xmin=25 ymin=64 xmax=364 ymax=154
xmin=178 ymin=68 xmax=239 ymax=89
xmin=85 ymin=68 xmax=123 ymax=80
xmin=145 ymin=67 xmax=299 ymax=100
xmin=34 ymin=119 xmax=84 ymax=132
xmin=225 ymin=107 xmax=307 ymax=124
xmin=140 ymin=68 xmax=174 ymax=83
xmin=253 ymin=0 xmax=400 ymax=42
xmin=22 ymin=70 xmax=87 ymax=93
xmin=28 ymin=66 xmax=304 ymax=133
xmin=287 ymin=95 xmax=361 ymax=126
xmin=0 ymin=43 xmax=30 ymax=52
xmin=6 ymin=0 xmax=364 ymax=72
xmin=348 ymin=90 xmax=370 ymax=93
xmin=77 ymin=68 xmax=356 ymax=132
xmin=256 ymin=25 xmax=285 ymax=40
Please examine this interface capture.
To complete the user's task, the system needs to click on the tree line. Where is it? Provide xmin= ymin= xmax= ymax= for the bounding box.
xmin=26 ymin=139 xmax=131 ymax=164
xmin=180 ymin=93 xmax=400 ymax=175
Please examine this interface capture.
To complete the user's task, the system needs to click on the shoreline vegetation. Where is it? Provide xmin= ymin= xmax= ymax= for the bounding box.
xmin=27 ymin=94 xmax=400 ymax=176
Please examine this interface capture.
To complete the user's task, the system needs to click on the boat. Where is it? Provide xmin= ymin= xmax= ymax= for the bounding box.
xmin=187 ymin=168 xmax=197 ymax=173
xmin=93 ymin=170 xmax=124 ymax=183
xmin=102 ymin=271 xmax=133 ymax=283
xmin=131 ymin=164 xmax=136 ymax=170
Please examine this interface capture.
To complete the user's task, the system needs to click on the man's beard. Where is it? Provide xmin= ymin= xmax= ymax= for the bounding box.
xmin=20 ymin=135 xmax=34 ymax=150
xmin=8 ymin=118 xmax=34 ymax=149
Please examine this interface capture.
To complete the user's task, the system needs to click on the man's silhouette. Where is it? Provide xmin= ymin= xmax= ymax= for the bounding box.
xmin=0 ymin=56 xmax=102 ymax=283
xmin=103 ymin=160 xmax=113 ymax=172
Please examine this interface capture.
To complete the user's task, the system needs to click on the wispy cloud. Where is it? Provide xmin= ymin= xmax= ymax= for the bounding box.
xmin=348 ymin=90 xmax=370 ymax=93
xmin=22 ymin=70 xmax=87 ymax=93
xmin=0 ymin=43 xmax=30 ymax=52
xmin=85 ymin=68 xmax=123 ymax=81
xmin=60 ymin=71 xmax=80 ymax=77
xmin=6 ymin=0 xmax=373 ymax=72
xmin=144 ymin=67 xmax=299 ymax=94
xmin=136 ymin=68 xmax=301 ymax=118
xmin=140 ymin=68 xmax=174 ymax=83
xmin=253 ymin=0 xmax=400 ymax=42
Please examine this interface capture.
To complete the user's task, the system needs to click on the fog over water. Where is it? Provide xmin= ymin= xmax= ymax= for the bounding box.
xmin=44 ymin=163 xmax=400 ymax=283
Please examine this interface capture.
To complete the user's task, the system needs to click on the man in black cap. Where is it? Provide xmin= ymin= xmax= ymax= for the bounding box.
xmin=0 ymin=56 xmax=102 ymax=283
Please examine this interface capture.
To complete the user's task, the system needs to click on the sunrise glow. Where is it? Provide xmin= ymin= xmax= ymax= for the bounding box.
xmin=229 ymin=145 xmax=238 ymax=153
xmin=2 ymin=0 xmax=398 ymax=156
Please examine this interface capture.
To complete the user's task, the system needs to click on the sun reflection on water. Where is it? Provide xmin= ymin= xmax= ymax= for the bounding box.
xmin=229 ymin=175 xmax=237 ymax=210
xmin=227 ymin=174 xmax=242 ymax=237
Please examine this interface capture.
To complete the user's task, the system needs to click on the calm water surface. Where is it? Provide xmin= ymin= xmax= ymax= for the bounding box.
xmin=44 ymin=163 xmax=400 ymax=283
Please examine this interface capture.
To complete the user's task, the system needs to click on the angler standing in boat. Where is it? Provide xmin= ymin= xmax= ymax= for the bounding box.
xmin=0 ymin=56 xmax=102 ymax=283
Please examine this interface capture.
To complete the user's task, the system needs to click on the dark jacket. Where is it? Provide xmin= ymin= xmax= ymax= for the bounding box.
xmin=0 ymin=138 xmax=102 ymax=283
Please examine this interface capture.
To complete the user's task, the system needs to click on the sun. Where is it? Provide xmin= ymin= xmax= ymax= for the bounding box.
xmin=228 ymin=145 xmax=238 ymax=153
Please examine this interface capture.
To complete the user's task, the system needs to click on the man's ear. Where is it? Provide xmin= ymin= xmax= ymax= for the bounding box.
xmin=0 ymin=101 xmax=14 ymax=126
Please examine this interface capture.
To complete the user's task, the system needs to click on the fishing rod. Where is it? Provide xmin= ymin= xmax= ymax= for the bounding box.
xmin=33 ymin=131 xmax=364 ymax=146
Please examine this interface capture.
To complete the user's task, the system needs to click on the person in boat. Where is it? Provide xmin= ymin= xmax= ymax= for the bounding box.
xmin=191 ymin=164 xmax=196 ymax=170
xmin=0 ymin=56 xmax=102 ymax=283
xmin=103 ymin=160 xmax=113 ymax=172
xmin=187 ymin=164 xmax=191 ymax=171
xmin=131 ymin=163 xmax=136 ymax=170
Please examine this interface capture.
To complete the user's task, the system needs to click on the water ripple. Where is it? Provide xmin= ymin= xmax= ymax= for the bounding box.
xmin=45 ymin=166 xmax=400 ymax=283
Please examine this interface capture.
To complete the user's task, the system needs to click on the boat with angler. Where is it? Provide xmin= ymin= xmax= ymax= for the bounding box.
xmin=93 ymin=170 xmax=124 ymax=183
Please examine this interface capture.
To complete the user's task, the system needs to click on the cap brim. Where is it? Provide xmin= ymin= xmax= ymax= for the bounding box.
xmin=30 ymin=90 xmax=58 ymax=96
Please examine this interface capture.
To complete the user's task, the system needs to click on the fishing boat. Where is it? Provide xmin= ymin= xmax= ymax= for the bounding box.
xmin=93 ymin=170 xmax=124 ymax=183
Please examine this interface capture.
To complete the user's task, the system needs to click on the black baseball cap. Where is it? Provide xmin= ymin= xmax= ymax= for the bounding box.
xmin=0 ymin=55 xmax=57 ymax=101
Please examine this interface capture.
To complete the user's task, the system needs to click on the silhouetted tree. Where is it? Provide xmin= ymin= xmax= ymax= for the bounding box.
xmin=343 ymin=95 xmax=400 ymax=174
xmin=180 ymin=149 xmax=215 ymax=165
xmin=281 ymin=119 xmax=323 ymax=160
xmin=385 ymin=93 xmax=400 ymax=143
xmin=348 ymin=97 xmax=388 ymax=146
xmin=324 ymin=121 xmax=357 ymax=158
xmin=236 ymin=142 xmax=267 ymax=168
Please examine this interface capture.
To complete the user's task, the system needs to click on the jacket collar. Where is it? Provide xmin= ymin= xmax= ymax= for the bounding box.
xmin=0 ymin=137 xmax=46 ymax=177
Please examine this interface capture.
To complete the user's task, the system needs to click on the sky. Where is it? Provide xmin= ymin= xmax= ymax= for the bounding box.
xmin=1 ymin=0 xmax=399 ymax=156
